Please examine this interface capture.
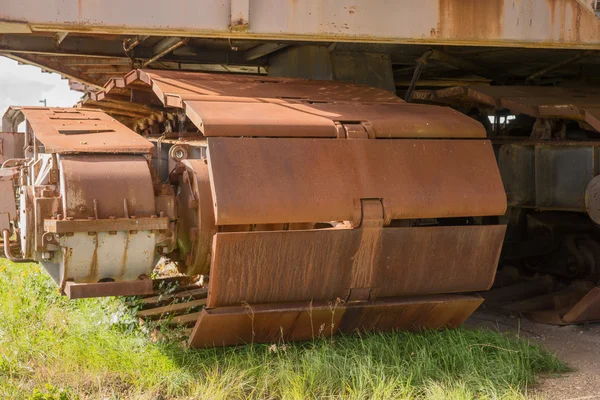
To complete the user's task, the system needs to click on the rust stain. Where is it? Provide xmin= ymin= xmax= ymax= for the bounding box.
xmin=438 ymin=0 xmax=504 ymax=39
xmin=546 ymin=0 xmax=593 ymax=42
xmin=88 ymin=234 xmax=99 ymax=282
xmin=350 ymin=226 xmax=382 ymax=290
xmin=229 ymin=18 xmax=249 ymax=32
xmin=344 ymin=5 xmax=357 ymax=15
xmin=574 ymin=0 xmax=583 ymax=42
xmin=119 ymin=231 xmax=131 ymax=279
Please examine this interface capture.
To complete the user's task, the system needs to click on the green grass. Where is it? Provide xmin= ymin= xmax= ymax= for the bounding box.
xmin=0 ymin=260 xmax=567 ymax=400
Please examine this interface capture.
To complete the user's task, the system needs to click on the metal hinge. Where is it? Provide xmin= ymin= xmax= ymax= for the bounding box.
xmin=335 ymin=121 xmax=375 ymax=139
xmin=359 ymin=198 xmax=384 ymax=228
xmin=346 ymin=198 xmax=385 ymax=303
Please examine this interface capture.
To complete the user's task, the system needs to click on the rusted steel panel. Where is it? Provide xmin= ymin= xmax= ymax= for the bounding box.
xmin=184 ymin=100 xmax=485 ymax=138
xmin=206 ymin=225 xmax=504 ymax=308
xmin=102 ymin=69 xmax=485 ymax=139
xmin=176 ymin=160 xmax=217 ymax=275
xmin=56 ymin=154 xmax=157 ymax=283
xmin=137 ymin=69 xmax=402 ymax=104
xmin=64 ymin=279 xmax=153 ymax=299
xmin=184 ymin=101 xmax=338 ymax=138
xmin=0 ymin=132 xmax=25 ymax=164
xmin=59 ymin=155 xmax=155 ymax=220
xmin=43 ymin=217 xmax=169 ymax=233
xmin=18 ymin=107 xmax=153 ymax=154
xmin=561 ymin=287 xmax=600 ymax=323
xmin=207 ymin=138 xmax=507 ymax=225
xmin=280 ymin=102 xmax=485 ymax=139
xmin=2 ymin=1 xmax=600 ymax=50
xmin=525 ymin=287 xmax=600 ymax=325
xmin=189 ymin=295 xmax=483 ymax=348
xmin=0 ymin=178 xmax=17 ymax=232
xmin=418 ymin=86 xmax=600 ymax=131
xmin=584 ymin=108 xmax=600 ymax=132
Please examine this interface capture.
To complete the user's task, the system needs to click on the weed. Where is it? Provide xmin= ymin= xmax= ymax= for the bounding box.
xmin=0 ymin=261 xmax=567 ymax=399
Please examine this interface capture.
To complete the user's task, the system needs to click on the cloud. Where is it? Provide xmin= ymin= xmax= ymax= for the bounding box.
xmin=0 ymin=56 xmax=83 ymax=128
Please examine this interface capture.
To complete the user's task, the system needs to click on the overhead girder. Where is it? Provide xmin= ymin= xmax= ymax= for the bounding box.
xmin=0 ymin=34 xmax=265 ymax=66
xmin=1 ymin=0 xmax=600 ymax=50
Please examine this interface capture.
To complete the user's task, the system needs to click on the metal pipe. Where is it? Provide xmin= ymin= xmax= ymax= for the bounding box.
xmin=142 ymin=38 xmax=188 ymax=68
xmin=404 ymin=50 xmax=432 ymax=102
xmin=2 ymin=229 xmax=33 ymax=263
xmin=123 ymin=35 xmax=149 ymax=53
xmin=527 ymin=51 xmax=593 ymax=81
xmin=1 ymin=158 xmax=25 ymax=169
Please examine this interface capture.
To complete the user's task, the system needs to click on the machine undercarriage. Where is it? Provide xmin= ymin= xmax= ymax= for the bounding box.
xmin=415 ymin=85 xmax=600 ymax=324
xmin=2 ymin=0 xmax=600 ymax=346
xmin=0 ymin=70 xmax=508 ymax=347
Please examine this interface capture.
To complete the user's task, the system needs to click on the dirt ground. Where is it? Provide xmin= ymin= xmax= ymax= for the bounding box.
xmin=466 ymin=310 xmax=600 ymax=400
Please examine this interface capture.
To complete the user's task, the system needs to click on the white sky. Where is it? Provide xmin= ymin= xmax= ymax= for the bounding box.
xmin=0 ymin=56 xmax=83 ymax=128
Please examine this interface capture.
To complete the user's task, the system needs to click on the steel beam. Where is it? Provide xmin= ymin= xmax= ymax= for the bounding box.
xmin=123 ymin=35 xmax=149 ymax=53
xmin=53 ymin=31 xmax=68 ymax=48
xmin=527 ymin=51 xmax=594 ymax=81
xmin=428 ymin=50 xmax=497 ymax=80
xmin=0 ymin=34 xmax=263 ymax=65
xmin=4 ymin=52 xmax=102 ymax=88
xmin=246 ymin=43 xmax=289 ymax=60
xmin=1 ymin=0 xmax=600 ymax=50
xmin=142 ymin=37 xmax=188 ymax=67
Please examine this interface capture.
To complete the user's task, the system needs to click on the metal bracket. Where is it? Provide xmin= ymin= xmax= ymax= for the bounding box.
xmin=359 ymin=198 xmax=384 ymax=228
xmin=44 ymin=216 xmax=169 ymax=234
xmin=49 ymin=153 xmax=59 ymax=184
xmin=335 ymin=122 xmax=375 ymax=139
xmin=346 ymin=199 xmax=385 ymax=302
xmin=64 ymin=278 xmax=153 ymax=299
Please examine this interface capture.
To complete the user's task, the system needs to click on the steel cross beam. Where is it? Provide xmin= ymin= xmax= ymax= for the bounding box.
xmin=1 ymin=0 xmax=600 ymax=50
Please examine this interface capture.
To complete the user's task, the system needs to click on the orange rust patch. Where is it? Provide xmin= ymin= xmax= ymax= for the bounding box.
xmin=438 ymin=0 xmax=504 ymax=39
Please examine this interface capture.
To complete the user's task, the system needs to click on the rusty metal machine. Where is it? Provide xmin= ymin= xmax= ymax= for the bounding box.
xmin=2 ymin=0 xmax=600 ymax=343
xmin=413 ymin=86 xmax=600 ymax=324
xmin=0 ymin=70 xmax=507 ymax=346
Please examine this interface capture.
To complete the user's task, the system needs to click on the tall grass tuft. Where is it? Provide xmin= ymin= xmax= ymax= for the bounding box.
xmin=0 ymin=261 xmax=567 ymax=399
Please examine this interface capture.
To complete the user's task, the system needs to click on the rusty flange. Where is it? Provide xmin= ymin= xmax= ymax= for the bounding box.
xmin=176 ymin=159 xmax=216 ymax=275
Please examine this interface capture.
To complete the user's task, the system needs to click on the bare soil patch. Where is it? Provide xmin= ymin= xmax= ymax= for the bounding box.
xmin=467 ymin=310 xmax=600 ymax=400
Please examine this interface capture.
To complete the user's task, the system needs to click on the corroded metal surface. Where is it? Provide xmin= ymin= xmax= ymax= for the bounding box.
xmin=0 ymin=132 xmax=25 ymax=164
xmin=137 ymin=69 xmax=401 ymax=104
xmin=207 ymin=138 xmax=506 ymax=225
xmin=184 ymin=100 xmax=485 ymax=138
xmin=59 ymin=155 xmax=155 ymax=219
xmin=415 ymin=86 xmax=600 ymax=132
xmin=90 ymin=69 xmax=486 ymax=139
xmin=64 ymin=279 xmax=153 ymax=299
xmin=43 ymin=217 xmax=169 ymax=234
xmin=562 ymin=287 xmax=600 ymax=323
xmin=176 ymin=159 xmax=217 ymax=276
xmin=207 ymin=225 xmax=505 ymax=308
xmin=2 ymin=0 xmax=599 ymax=49
xmin=184 ymin=101 xmax=340 ymax=138
xmin=0 ymin=67 xmax=512 ymax=342
xmin=189 ymin=295 xmax=484 ymax=348
xmin=13 ymin=153 xmax=161 ymax=284
xmin=16 ymin=107 xmax=154 ymax=154
xmin=585 ymin=175 xmax=600 ymax=224
xmin=0 ymin=170 xmax=17 ymax=232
